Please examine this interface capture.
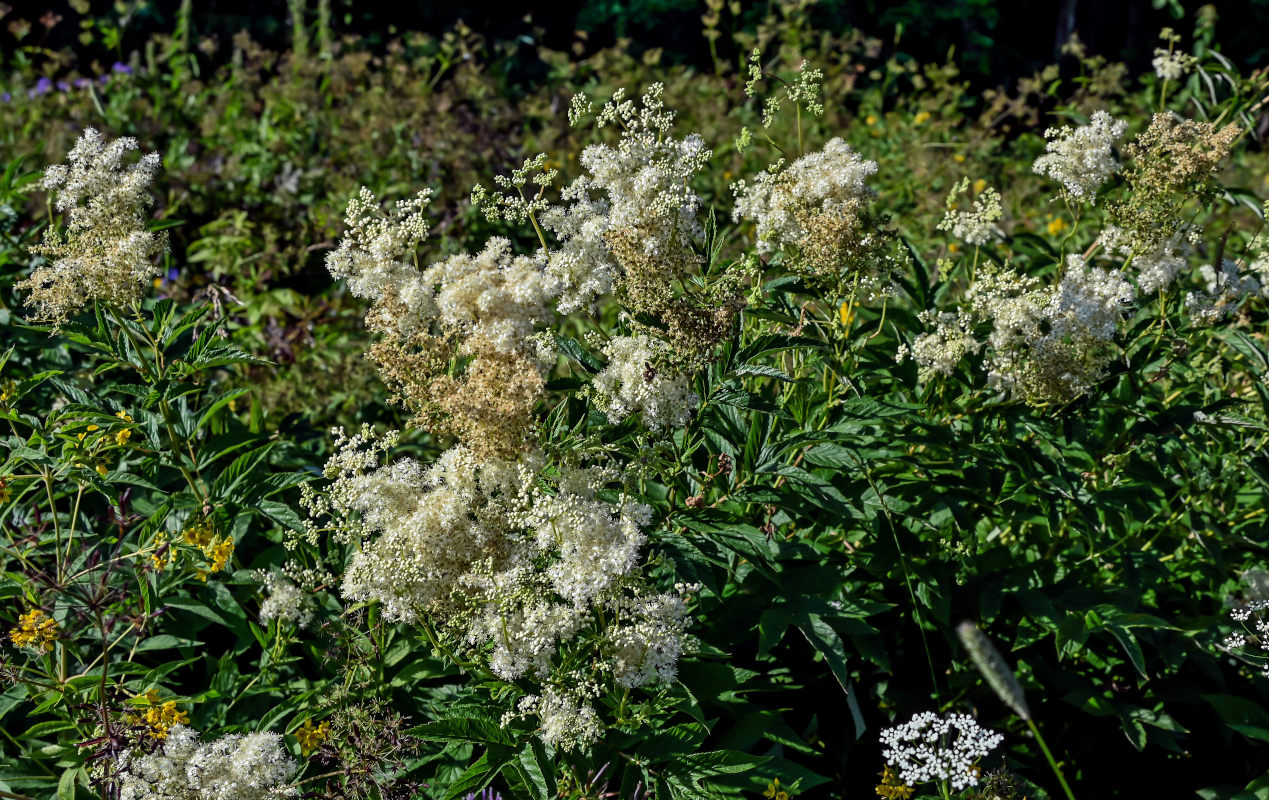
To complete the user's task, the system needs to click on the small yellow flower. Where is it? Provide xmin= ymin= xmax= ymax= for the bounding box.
xmin=194 ymin=569 xmax=209 ymax=582
xmin=875 ymin=765 xmax=914 ymax=800
xmin=9 ymin=609 xmax=59 ymax=653
xmin=972 ymin=178 xmax=987 ymax=194
xmin=132 ymin=692 xmax=189 ymax=739
xmin=152 ymin=277 xmax=163 ymax=289
xmin=953 ymin=153 xmax=966 ymax=163
xmin=77 ymin=424 xmax=100 ymax=443
xmin=840 ymin=302 xmax=855 ymax=328
xmin=115 ymin=410 xmax=133 ymax=446
xmin=914 ymin=110 xmax=931 ymax=124
xmin=1046 ymin=216 xmax=1069 ymax=236
xmin=205 ymin=536 xmax=234 ymax=574
xmin=0 ymin=379 xmax=15 ymax=405
xmin=764 ymin=778 xmax=790 ymax=800
xmin=865 ymin=114 xmax=878 ymax=125
xmin=948 ymin=242 xmax=961 ymax=254
xmin=182 ymin=518 xmax=214 ymax=547
xmin=295 ymin=718 xmax=331 ymax=757
xmin=95 ymin=463 xmax=108 ymax=475
xmin=151 ymin=533 xmax=169 ymax=571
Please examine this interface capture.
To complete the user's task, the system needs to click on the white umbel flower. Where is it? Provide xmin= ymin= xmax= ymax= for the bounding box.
xmin=1032 ymin=110 xmax=1128 ymax=202
xmin=880 ymin=711 xmax=1003 ymax=791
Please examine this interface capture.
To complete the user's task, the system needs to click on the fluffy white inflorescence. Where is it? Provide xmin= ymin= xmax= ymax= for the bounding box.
xmin=1032 ymin=111 xmax=1129 ymax=202
xmin=606 ymin=591 xmax=690 ymax=689
xmin=254 ymin=570 xmax=313 ymax=628
xmin=1185 ymin=258 xmax=1265 ymax=325
xmin=20 ymin=128 xmax=167 ymax=324
xmin=1100 ymin=225 xmax=1191 ymax=294
xmin=337 ymin=443 xmax=531 ymax=623
xmin=897 ymin=310 xmax=982 ymax=381
xmin=426 ymin=237 xmax=560 ymax=356
xmin=517 ymin=688 xmax=604 ymax=751
xmin=880 ymin=711 xmax=1003 ymax=791
xmin=731 ymin=137 xmax=878 ymax=254
xmin=937 ymin=178 xmax=1003 ymax=247
xmin=312 ymin=429 xmax=684 ymax=749
xmin=115 ymin=726 xmax=297 ymax=800
xmin=325 ymin=186 xmax=437 ymax=339
xmin=542 ymin=84 xmax=711 ymax=313
xmin=592 ymin=335 xmax=698 ymax=431
xmin=1153 ymin=48 xmax=1196 ymax=81
xmin=523 ymin=465 xmax=651 ymax=606
xmin=973 ymin=256 xmax=1134 ymax=401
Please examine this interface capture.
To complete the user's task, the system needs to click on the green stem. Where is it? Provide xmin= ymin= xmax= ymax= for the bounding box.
xmin=1026 ymin=716 xmax=1077 ymax=800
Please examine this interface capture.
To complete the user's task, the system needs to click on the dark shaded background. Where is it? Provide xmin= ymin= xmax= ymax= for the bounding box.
xmin=12 ymin=0 xmax=1269 ymax=86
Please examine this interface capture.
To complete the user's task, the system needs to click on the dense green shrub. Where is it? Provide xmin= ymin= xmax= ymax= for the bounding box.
xmin=2 ymin=4 xmax=1269 ymax=800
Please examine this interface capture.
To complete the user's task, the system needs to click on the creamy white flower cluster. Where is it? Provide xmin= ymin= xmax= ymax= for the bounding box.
xmin=979 ymin=256 xmax=1134 ymax=400
xmin=937 ymin=178 xmax=1003 ymax=247
xmin=592 ymin=335 xmax=699 ymax=431
xmin=20 ymin=128 xmax=167 ymax=324
xmin=880 ymin=711 xmax=1003 ymax=791
xmin=896 ymin=310 xmax=981 ymax=381
xmin=114 ymin=725 xmax=297 ymax=800
xmin=905 ymin=256 xmax=1134 ymax=402
xmin=311 ymin=429 xmax=690 ymax=748
xmin=1033 ymin=111 xmax=1129 ymax=202
xmin=1100 ymin=224 xmax=1193 ymax=295
xmin=1223 ymin=600 xmax=1269 ymax=678
xmin=1184 ymin=256 xmax=1269 ymax=325
xmin=253 ymin=569 xmax=314 ymax=628
xmin=328 ymin=187 xmax=559 ymax=355
xmin=542 ymin=84 xmax=711 ymax=313
xmin=325 ymin=186 xmax=436 ymax=339
xmin=731 ymin=137 xmax=878 ymax=255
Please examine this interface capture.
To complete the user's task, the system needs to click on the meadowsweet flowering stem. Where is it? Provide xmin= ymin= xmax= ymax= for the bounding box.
xmin=1026 ymin=717 xmax=1077 ymax=800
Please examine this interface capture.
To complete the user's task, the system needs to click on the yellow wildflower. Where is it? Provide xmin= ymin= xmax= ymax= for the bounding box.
xmin=840 ymin=302 xmax=856 ymax=328
xmin=953 ymin=153 xmax=967 ymax=163
xmin=865 ymin=114 xmax=878 ymax=125
xmin=914 ymin=111 xmax=931 ymax=124
xmin=1046 ymin=216 xmax=1069 ymax=236
xmin=948 ymin=242 xmax=961 ymax=254
xmin=9 ymin=609 xmax=59 ymax=653
xmin=295 ymin=718 xmax=331 ymax=757
xmin=194 ymin=569 xmax=209 ymax=582
xmin=764 ymin=778 xmax=790 ymax=800
xmin=151 ymin=533 xmax=169 ymax=571
xmin=972 ymin=178 xmax=987 ymax=194
xmin=95 ymin=462 xmax=108 ymax=475
xmin=77 ymin=424 xmax=100 ymax=442
xmin=0 ymin=379 xmax=14 ymax=404
xmin=182 ymin=518 xmax=214 ymax=547
xmin=875 ymin=766 xmax=914 ymax=800
xmin=115 ymin=409 xmax=133 ymax=446
xmin=205 ymin=536 xmax=234 ymax=574
xmin=131 ymin=692 xmax=189 ymax=739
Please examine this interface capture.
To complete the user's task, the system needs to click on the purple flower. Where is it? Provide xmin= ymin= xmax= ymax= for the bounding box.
xmin=33 ymin=77 xmax=53 ymax=95
xmin=56 ymin=80 xmax=70 ymax=92
xmin=98 ymin=75 xmax=110 ymax=85
xmin=1 ymin=92 xmax=10 ymax=103
xmin=166 ymin=267 xmax=180 ymax=283
xmin=73 ymin=77 xmax=91 ymax=89
xmin=111 ymin=62 xmax=132 ymax=75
